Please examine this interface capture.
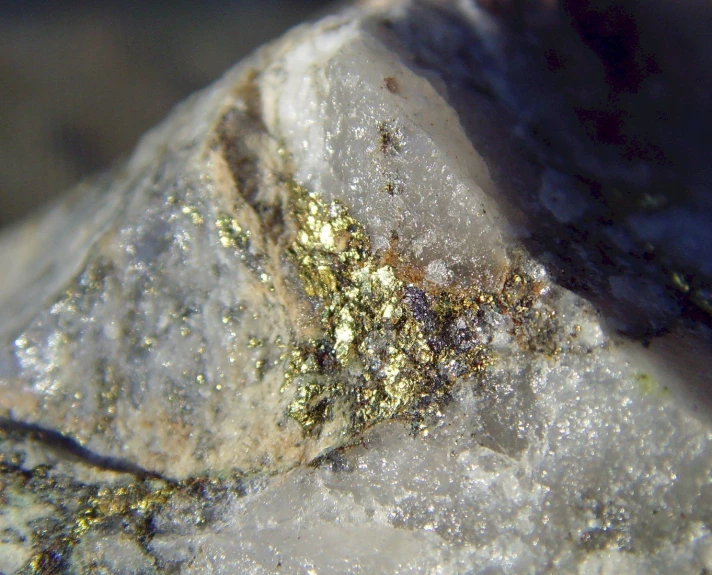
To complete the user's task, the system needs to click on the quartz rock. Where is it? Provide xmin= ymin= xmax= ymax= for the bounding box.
xmin=1 ymin=0 xmax=711 ymax=573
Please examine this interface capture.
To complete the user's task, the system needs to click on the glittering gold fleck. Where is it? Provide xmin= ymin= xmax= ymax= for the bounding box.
xmin=671 ymin=271 xmax=691 ymax=294
xmin=16 ymin=463 xmax=249 ymax=575
xmin=255 ymin=359 xmax=266 ymax=377
xmin=24 ymin=477 xmax=173 ymax=575
xmin=216 ymin=212 xmax=251 ymax=250
xmin=283 ymin=184 xmax=493 ymax=436
xmin=669 ymin=270 xmax=712 ymax=317
xmin=181 ymin=204 xmax=205 ymax=226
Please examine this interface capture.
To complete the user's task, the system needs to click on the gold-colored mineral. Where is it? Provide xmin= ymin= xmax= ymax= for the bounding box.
xmin=282 ymin=184 xmax=500 ymax=436
xmin=216 ymin=212 xmax=251 ymax=251
xmin=211 ymin=166 xmax=551 ymax=442
xmin=0 ymin=446 xmax=245 ymax=575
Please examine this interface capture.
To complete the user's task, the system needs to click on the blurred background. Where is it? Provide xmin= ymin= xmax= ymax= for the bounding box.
xmin=0 ymin=0 xmax=334 ymax=229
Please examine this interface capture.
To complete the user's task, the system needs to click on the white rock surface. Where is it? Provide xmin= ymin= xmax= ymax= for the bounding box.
xmin=1 ymin=1 xmax=711 ymax=574
xmin=261 ymin=17 xmax=513 ymax=290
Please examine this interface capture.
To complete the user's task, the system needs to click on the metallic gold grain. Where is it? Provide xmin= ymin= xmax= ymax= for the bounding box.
xmin=283 ymin=184 xmax=494 ymax=436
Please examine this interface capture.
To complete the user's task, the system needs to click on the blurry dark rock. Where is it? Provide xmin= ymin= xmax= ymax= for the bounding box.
xmin=0 ymin=0 xmax=333 ymax=229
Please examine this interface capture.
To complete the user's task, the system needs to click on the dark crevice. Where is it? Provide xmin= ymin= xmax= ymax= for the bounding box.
xmin=0 ymin=417 xmax=173 ymax=482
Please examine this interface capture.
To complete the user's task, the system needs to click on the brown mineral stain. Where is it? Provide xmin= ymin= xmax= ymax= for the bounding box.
xmin=384 ymin=76 xmax=399 ymax=94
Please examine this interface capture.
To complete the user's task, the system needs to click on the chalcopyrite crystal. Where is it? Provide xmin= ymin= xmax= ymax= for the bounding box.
xmin=1 ymin=1 xmax=712 ymax=573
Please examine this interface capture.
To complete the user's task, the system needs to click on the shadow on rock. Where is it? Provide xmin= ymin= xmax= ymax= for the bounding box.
xmin=368 ymin=0 xmax=712 ymax=413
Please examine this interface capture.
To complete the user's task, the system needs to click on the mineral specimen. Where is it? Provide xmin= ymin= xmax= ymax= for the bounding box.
xmin=1 ymin=0 xmax=711 ymax=573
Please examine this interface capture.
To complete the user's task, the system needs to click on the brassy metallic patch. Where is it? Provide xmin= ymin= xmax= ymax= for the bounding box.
xmin=283 ymin=184 xmax=496 ymax=436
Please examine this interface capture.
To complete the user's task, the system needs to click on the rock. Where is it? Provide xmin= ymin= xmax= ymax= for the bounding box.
xmin=1 ymin=0 xmax=711 ymax=573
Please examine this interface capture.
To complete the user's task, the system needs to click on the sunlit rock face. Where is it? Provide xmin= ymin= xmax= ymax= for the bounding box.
xmin=1 ymin=1 xmax=711 ymax=574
